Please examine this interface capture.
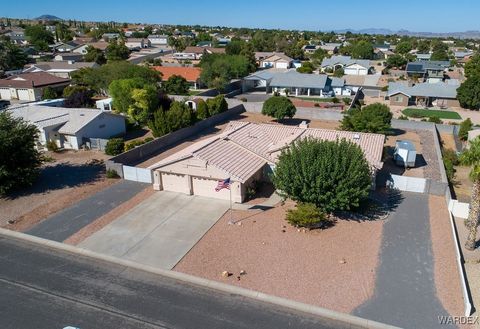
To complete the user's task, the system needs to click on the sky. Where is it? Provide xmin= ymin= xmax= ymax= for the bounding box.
xmin=2 ymin=0 xmax=479 ymax=33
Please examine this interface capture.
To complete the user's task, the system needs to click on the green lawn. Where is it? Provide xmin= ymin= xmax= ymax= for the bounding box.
xmin=402 ymin=108 xmax=462 ymax=120
xmin=188 ymin=90 xmax=202 ymax=96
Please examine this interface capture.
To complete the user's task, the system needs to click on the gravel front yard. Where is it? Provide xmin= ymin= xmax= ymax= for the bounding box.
xmin=0 ymin=150 xmax=116 ymax=231
xmin=174 ymin=201 xmax=384 ymax=313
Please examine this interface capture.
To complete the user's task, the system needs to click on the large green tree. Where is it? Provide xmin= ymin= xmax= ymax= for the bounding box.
xmin=25 ymin=25 xmax=54 ymax=51
xmin=84 ymin=46 xmax=106 ymax=65
xmin=262 ymin=96 xmax=296 ymax=120
xmin=105 ymin=40 xmax=130 ymax=61
xmin=0 ymin=40 xmax=28 ymax=73
xmin=163 ymin=75 xmax=190 ymax=95
xmin=351 ymin=41 xmax=374 ymax=59
xmin=109 ymin=78 xmax=150 ymax=114
xmin=457 ymin=75 xmax=480 ymax=110
xmin=464 ymin=54 xmax=480 ymax=78
xmin=341 ymin=103 xmax=392 ymax=134
xmin=200 ymin=54 xmax=252 ymax=91
xmin=0 ymin=112 xmax=43 ymax=195
xmin=273 ymin=138 xmax=372 ymax=213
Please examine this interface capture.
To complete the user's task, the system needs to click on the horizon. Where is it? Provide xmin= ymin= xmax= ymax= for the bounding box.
xmin=2 ymin=0 xmax=479 ymax=33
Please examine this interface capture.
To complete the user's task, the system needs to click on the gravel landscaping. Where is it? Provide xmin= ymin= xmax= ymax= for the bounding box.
xmin=174 ymin=201 xmax=384 ymax=313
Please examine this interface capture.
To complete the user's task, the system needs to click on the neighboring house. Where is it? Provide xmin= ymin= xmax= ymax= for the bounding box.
xmin=148 ymin=34 xmax=169 ymax=46
xmin=387 ymin=81 xmax=460 ymax=108
xmin=54 ymin=53 xmax=84 ymax=62
xmin=8 ymin=105 xmax=125 ymax=150
xmin=148 ymin=121 xmax=384 ymax=202
xmin=321 ymin=55 xmax=372 ymax=75
xmin=23 ymin=61 xmax=98 ymax=79
xmin=152 ymin=66 xmax=202 ymax=89
xmin=182 ymin=46 xmax=225 ymax=59
xmin=405 ymin=61 xmax=450 ymax=83
xmin=415 ymin=53 xmax=432 ymax=61
xmin=72 ymin=42 xmax=109 ymax=55
xmin=73 ymin=36 xmax=97 ymax=44
xmin=52 ymin=41 xmax=81 ymax=53
xmin=96 ymin=97 xmax=113 ymax=111
xmin=374 ymin=48 xmax=395 ymax=60
xmin=242 ymin=69 xmax=349 ymax=97
xmin=102 ymin=33 xmax=120 ymax=40
xmin=259 ymin=53 xmax=293 ymax=69
xmin=4 ymin=29 xmax=27 ymax=45
xmin=319 ymin=43 xmax=342 ymax=55
xmin=344 ymin=75 xmax=381 ymax=94
xmin=303 ymin=44 xmax=319 ymax=54
xmin=125 ymin=38 xmax=151 ymax=49
xmin=0 ymin=72 xmax=70 ymax=102
xmin=454 ymin=51 xmax=474 ymax=63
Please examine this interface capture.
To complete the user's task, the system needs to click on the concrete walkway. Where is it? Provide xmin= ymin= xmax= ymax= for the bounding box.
xmin=79 ymin=191 xmax=229 ymax=270
xmin=353 ymin=192 xmax=454 ymax=329
xmin=26 ymin=180 xmax=149 ymax=242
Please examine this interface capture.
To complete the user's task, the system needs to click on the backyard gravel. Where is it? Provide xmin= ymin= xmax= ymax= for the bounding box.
xmin=174 ymin=201 xmax=384 ymax=313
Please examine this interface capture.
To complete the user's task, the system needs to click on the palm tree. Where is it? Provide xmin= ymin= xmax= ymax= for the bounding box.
xmin=460 ymin=137 xmax=480 ymax=250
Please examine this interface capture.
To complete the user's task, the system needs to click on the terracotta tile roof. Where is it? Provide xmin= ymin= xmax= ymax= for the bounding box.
xmin=0 ymin=72 xmax=70 ymax=89
xmin=149 ymin=121 xmax=385 ymax=182
xmin=152 ymin=66 xmax=201 ymax=82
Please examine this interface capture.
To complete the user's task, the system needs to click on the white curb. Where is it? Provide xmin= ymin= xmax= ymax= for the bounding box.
xmin=0 ymin=228 xmax=400 ymax=329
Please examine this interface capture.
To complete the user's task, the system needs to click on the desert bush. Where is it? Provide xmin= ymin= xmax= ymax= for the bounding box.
xmin=286 ymin=203 xmax=330 ymax=228
xmin=106 ymin=169 xmax=120 ymax=179
xmin=105 ymin=138 xmax=125 ymax=156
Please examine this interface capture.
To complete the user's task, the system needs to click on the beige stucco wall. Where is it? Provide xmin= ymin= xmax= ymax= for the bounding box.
xmin=389 ymin=93 xmax=409 ymax=107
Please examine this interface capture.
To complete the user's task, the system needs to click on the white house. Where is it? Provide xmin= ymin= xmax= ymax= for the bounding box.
xmin=321 ymin=55 xmax=372 ymax=75
xmin=259 ymin=53 xmax=293 ymax=69
xmin=23 ymin=61 xmax=98 ymax=79
xmin=0 ymin=72 xmax=70 ymax=102
xmin=125 ymin=38 xmax=151 ymax=49
xmin=148 ymin=34 xmax=169 ymax=46
xmin=8 ymin=105 xmax=126 ymax=150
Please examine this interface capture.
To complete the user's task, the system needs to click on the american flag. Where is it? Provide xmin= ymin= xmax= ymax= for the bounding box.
xmin=215 ymin=178 xmax=231 ymax=191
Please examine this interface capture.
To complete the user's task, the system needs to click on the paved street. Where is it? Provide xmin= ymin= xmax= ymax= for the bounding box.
xmin=0 ymin=235 xmax=353 ymax=329
xmin=26 ymin=180 xmax=148 ymax=241
xmin=353 ymin=192 xmax=454 ymax=328
xmin=79 ymin=191 xmax=230 ymax=269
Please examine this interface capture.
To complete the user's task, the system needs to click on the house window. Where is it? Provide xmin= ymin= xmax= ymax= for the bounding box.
xmin=99 ymin=124 xmax=106 ymax=129
xmin=395 ymin=95 xmax=403 ymax=102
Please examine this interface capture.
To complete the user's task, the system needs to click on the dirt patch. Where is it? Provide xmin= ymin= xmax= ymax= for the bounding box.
xmin=428 ymin=196 xmax=466 ymax=319
xmin=453 ymin=166 xmax=473 ymax=203
xmin=64 ymin=186 xmax=155 ymax=245
xmin=440 ymin=133 xmax=457 ymax=151
xmin=174 ymin=202 xmax=384 ymax=313
xmin=0 ymin=150 xmax=115 ymax=231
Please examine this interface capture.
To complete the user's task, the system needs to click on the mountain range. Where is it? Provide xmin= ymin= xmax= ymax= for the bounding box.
xmin=332 ymin=28 xmax=480 ymax=39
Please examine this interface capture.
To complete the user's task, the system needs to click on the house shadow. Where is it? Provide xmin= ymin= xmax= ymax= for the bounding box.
xmin=3 ymin=162 xmax=105 ymax=201
xmin=278 ymin=118 xmax=311 ymax=126
xmin=388 ymin=128 xmax=406 ymax=137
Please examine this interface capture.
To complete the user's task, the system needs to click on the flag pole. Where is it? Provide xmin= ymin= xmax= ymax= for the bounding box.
xmin=228 ymin=183 xmax=233 ymax=224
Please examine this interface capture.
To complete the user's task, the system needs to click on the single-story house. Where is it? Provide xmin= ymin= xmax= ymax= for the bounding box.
xmin=454 ymin=51 xmax=474 ymax=63
xmin=148 ymin=34 xmax=169 ymax=46
xmin=102 ymin=33 xmax=120 ymax=41
xmin=0 ymin=72 xmax=70 ymax=102
xmin=152 ymin=66 xmax=202 ymax=89
xmin=321 ymin=55 xmax=373 ymax=75
xmin=242 ymin=69 xmax=349 ymax=97
xmin=54 ymin=53 xmax=85 ymax=62
xmin=344 ymin=75 xmax=381 ymax=94
xmin=415 ymin=53 xmax=432 ymax=61
xmin=8 ymin=104 xmax=125 ymax=150
xmin=405 ymin=61 xmax=450 ymax=83
xmin=96 ymin=97 xmax=113 ymax=111
xmin=3 ymin=29 xmax=27 ymax=45
xmin=319 ymin=43 xmax=342 ymax=55
xmin=387 ymin=81 xmax=460 ymax=108
xmin=23 ymin=61 xmax=98 ymax=79
xmin=72 ymin=42 xmax=109 ymax=55
xmin=259 ymin=53 xmax=293 ymax=69
xmin=125 ymin=38 xmax=151 ymax=49
xmin=303 ymin=44 xmax=319 ymax=54
xmin=52 ymin=41 xmax=81 ymax=53
xmin=182 ymin=46 xmax=225 ymax=59
xmin=148 ymin=121 xmax=385 ymax=202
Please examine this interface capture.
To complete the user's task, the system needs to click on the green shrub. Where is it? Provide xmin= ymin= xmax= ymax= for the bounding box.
xmin=106 ymin=169 xmax=120 ymax=179
xmin=459 ymin=118 xmax=473 ymax=141
xmin=105 ymin=138 xmax=125 ymax=156
xmin=342 ymin=97 xmax=351 ymax=104
xmin=331 ymin=97 xmax=340 ymax=103
xmin=46 ymin=139 xmax=59 ymax=152
xmin=196 ymin=99 xmax=209 ymax=120
xmin=398 ymin=115 xmax=409 ymax=120
xmin=42 ymin=87 xmax=58 ymax=100
xmin=428 ymin=116 xmax=443 ymax=124
xmin=262 ymin=96 xmax=296 ymax=120
xmin=144 ymin=137 xmax=154 ymax=143
xmin=286 ymin=203 xmax=330 ymax=228
xmin=124 ymin=139 xmax=145 ymax=151
xmin=206 ymin=94 xmax=228 ymax=116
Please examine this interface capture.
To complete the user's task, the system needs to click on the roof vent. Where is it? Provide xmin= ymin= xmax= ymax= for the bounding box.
xmin=299 ymin=121 xmax=308 ymax=129
xmin=80 ymin=113 xmax=85 ymax=116
xmin=353 ymin=133 xmax=360 ymax=140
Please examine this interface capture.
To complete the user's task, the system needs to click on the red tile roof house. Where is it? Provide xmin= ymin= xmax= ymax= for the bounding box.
xmin=0 ymin=72 xmax=70 ymax=102
xmin=148 ymin=121 xmax=385 ymax=203
xmin=152 ymin=66 xmax=203 ymax=89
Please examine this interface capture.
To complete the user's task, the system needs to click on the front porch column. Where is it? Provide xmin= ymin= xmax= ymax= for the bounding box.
xmin=307 ymin=88 xmax=311 ymax=96
xmin=295 ymin=88 xmax=298 ymax=96
xmin=153 ymin=171 xmax=163 ymax=191
xmin=187 ymin=175 xmax=193 ymax=195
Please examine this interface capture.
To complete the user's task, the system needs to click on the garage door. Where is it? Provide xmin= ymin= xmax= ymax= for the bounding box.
xmin=161 ymin=173 xmax=190 ymax=194
xmin=17 ymin=89 xmax=30 ymax=101
xmin=192 ymin=177 xmax=230 ymax=200
xmin=0 ymin=88 xmax=10 ymax=100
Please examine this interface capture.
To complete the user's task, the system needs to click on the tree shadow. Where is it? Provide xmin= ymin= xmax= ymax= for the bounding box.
xmin=389 ymin=128 xmax=407 ymax=137
xmin=2 ymin=162 xmax=105 ymax=200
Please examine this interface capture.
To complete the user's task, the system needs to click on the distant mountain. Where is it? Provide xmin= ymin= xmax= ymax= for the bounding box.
xmin=35 ymin=14 xmax=62 ymax=21
xmin=331 ymin=28 xmax=480 ymax=39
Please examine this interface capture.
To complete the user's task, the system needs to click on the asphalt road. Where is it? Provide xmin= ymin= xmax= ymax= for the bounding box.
xmin=26 ymin=180 xmax=149 ymax=242
xmin=0 ymin=235 xmax=354 ymax=329
xmin=353 ymin=192 xmax=454 ymax=328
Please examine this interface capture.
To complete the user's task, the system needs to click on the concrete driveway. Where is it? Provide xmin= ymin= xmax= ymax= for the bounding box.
xmin=79 ymin=191 xmax=230 ymax=269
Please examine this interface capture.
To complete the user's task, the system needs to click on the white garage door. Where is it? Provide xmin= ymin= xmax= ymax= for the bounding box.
xmin=161 ymin=173 xmax=190 ymax=194
xmin=192 ymin=177 xmax=230 ymax=200
xmin=17 ymin=89 xmax=30 ymax=101
xmin=0 ymin=88 xmax=10 ymax=100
